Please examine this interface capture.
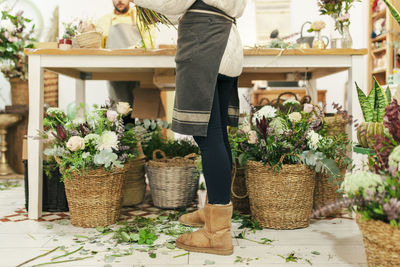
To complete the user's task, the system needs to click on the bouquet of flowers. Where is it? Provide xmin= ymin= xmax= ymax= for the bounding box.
xmin=0 ymin=9 xmax=36 ymax=80
xmin=41 ymin=101 xmax=141 ymax=180
xmin=317 ymin=0 xmax=360 ymax=33
xmin=308 ymin=20 xmax=326 ymax=32
xmin=237 ymin=100 xmax=351 ymax=179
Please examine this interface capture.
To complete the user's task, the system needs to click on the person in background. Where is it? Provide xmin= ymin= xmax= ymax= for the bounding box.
xmin=132 ymin=0 xmax=246 ymax=256
xmin=97 ymin=0 xmax=155 ymax=107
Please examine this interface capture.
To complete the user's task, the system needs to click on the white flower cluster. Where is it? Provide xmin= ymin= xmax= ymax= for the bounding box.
xmin=46 ymin=108 xmax=66 ymax=118
xmin=270 ymin=117 xmax=287 ymax=135
xmin=307 ymin=130 xmax=322 ymax=150
xmin=341 ymin=171 xmax=384 ymax=197
xmin=283 ymin=99 xmax=300 ymax=106
xmin=252 ymin=105 xmax=277 ymax=124
xmin=288 ymin=112 xmax=302 ymax=123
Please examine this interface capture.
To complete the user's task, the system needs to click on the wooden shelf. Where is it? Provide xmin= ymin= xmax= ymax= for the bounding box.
xmin=372 ymin=9 xmax=386 ymax=19
xmin=372 ymin=68 xmax=387 ymax=74
xmin=372 ymin=34 xmax=387 ymax=42
xmin=372 ymin=47 xmax=387 ymax=53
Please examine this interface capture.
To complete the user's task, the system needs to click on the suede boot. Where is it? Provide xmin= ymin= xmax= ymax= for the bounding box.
xmin=176 ymin=202 xmax=233 ymax=255
xmin=178 ymin=195 xmax=208 ymax=227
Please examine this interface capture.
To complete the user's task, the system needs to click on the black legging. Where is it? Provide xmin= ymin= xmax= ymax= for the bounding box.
xmin=193 ymin=74 xmax=234 ymax=205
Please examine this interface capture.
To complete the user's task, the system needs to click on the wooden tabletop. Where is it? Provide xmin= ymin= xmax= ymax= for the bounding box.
xmin=25 ymin=48 xmax=368 ymax=56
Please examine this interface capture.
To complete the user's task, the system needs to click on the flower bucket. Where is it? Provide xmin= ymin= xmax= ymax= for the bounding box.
xmin=63 ymin=167 xmax=127 ymax=228
xmin=122 ymin=156 xmax=146 ymax=206
xmin=313 ymin=168 xmax=346 ymax=216
xmin=146 ymin=150 xmax=199 ymax=209
xmin=231 ymin=163 xmax=250 ymax=214
xmin=246 ymin=160 xmax=315 ymax=229
xmin=356 ymin=215 xmax=400 ymax=267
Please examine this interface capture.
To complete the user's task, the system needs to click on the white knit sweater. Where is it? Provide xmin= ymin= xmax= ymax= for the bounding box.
xmin=134 ymin=0 xmax=247 ymax=77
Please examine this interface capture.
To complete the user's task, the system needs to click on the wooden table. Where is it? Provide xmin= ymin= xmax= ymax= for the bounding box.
xmin=25 ymin=48 xmax=367 ymax=219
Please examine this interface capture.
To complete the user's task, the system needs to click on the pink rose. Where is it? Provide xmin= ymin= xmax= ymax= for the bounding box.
xmin=107 ymin=110 xmax=118 ymax=122
xmin=303 ymin=104 xmax=314 ymax=113
xmin=248 ymin=130 xmax=258 ymax=144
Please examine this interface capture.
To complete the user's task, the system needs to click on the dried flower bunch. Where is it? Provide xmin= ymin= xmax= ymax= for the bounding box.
xmin=40 ymin=100 xmax=140 ymax=180
xmin=0 ymin=8 xmax=36 ymax=80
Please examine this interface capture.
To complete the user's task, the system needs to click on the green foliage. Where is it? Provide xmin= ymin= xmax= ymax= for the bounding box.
xmin=384 ymin=0 xmax=400 ymax=26
xmin=0 ymin=9 xmax=36 ymax=80
xmin=356 ymin=78 xmax=391 ymax=123
xmin=62 ymin=22 xmax=78 ymax=39
xmin=142 ymin=132 xmax=199 ymax=159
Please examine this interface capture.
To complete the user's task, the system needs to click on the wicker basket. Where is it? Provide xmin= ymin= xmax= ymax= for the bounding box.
xmin=10 ymin=73 xmax=59 ymax=107
xmin=122 ymin=156 xmax=146 ymax=206
xmin=246 ymin=160 xmax=315 ymax=229
xmin=356 ymin=215 xmax=400 ymax=267
xmin=146 ymin=149 xmax=199 ymax=209
xmin=63 ymin=167 xmax=127 ymax=228
xmin=231 ymin=163 xmax=250 ymax=214
xmin=324 ymin=114 xmax=347 ymax=137
xmin=75 ymin=31 xmax=102 ymax=48
xmin=313 ymin=170 xmax=345 ymax=216
xmin=10 ymin=78 xmax=29 ymax=106
xmin=44 ymin=70 xmax=59 ymax=107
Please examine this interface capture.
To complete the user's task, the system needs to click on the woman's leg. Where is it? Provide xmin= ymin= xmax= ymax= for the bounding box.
xmin=193 ymin=78 xmax=232 ymax=205
xmin=217 ymin=75 xmax=235 ymax=169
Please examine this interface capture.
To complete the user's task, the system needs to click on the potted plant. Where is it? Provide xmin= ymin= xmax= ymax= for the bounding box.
xmin=142 ymin=131 xmax=200 ymax=209
xmin=42 ymin=101 xmax=141 ymax=227
xmin=356 ymin=78 xmax=391 ymax=148
xmin=238 ymin=100 xmax=345 ymax=229
xmin=0 ymin=9 xmax=36 ymax=105
xmin=59 ymin=22 xmax=77 ymax=50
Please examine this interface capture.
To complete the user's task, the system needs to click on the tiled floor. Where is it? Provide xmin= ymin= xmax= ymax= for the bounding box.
xmin=0 ymin=180 xmax=367 ymax=267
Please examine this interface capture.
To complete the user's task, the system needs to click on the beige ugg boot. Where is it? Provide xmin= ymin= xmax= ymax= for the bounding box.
xmin=178 ymin=194 xmax=208 ymax=227
xmin=176 ymin=202 xmax=234 ymax=255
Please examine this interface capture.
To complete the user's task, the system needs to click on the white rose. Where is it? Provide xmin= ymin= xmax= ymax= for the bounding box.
xmin=288 ymin=112 xmax=302 ymax=123
xmin=116 ymin=102 xmax=132 ymax=116
xmin=303 ymin=104 xmax=314 ymax=113
xmin=97 ymin=131 xmax=119 ymax=151
xmin=248 ymin=130 xmax=258 ymax=144
xmin=66 ymin=136 xmax=85 ymax=152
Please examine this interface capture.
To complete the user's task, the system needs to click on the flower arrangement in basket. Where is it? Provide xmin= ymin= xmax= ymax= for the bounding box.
xmin=236 ymin=99 xmax=351 ymax=229
xmin=0 ymin=8 xmax=36 ymax=80
xmin=313 ymin=99 xmax=400 ymax=266
xmin=142 ymin=131 xmax=200 ymax=209
xmin=41 ymin=101 xmax=141 ymax=227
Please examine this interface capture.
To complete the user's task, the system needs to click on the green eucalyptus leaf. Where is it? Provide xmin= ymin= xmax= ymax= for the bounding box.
xmin=120 ymin=232 xmax=131 ymax=242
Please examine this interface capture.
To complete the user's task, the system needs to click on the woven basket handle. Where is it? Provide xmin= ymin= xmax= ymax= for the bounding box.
xmin=152 ymin=149 xmax=167 ymax=162
xmin=279 ymin=153 xmax=301 ymax=165
xmin=184 ymin=153 xmax=198 ymax=160
xmin=276 ymin=92 xmax=298 ymax=103
xmin=230 ymin=163 xmax=249 ymax=199
xmin=257 ymin=97 xmax=270 ymax=106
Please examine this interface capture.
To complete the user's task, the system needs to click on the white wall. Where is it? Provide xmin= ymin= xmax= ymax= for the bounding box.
xmin=290 ymin=0 xmax=368 ymax=113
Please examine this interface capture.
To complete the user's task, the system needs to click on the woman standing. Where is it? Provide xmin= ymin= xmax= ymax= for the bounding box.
xmin=132 ymin=0 xmax=247 ymax=255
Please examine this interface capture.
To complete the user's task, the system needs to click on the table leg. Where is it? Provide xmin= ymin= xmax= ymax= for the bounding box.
xmin=307 ymin=79 xmax=318 ymax=105
xmin=28 ymin=55 xmax=44 ymax=219
xmin=75 ymin=79 xmax=86 ymax=118
xmin=348 ymin=55 xmax=367 ymax=168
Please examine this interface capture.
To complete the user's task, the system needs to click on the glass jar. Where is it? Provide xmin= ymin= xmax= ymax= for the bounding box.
xmin=312 ymin=30 xmax=327 ymax=49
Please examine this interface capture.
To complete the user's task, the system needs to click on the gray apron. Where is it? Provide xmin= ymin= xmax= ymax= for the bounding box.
xmin=171 ymin=10 xmax=239 ymax=137
xmin=107 ymin=12 xmax=142 ymax=102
